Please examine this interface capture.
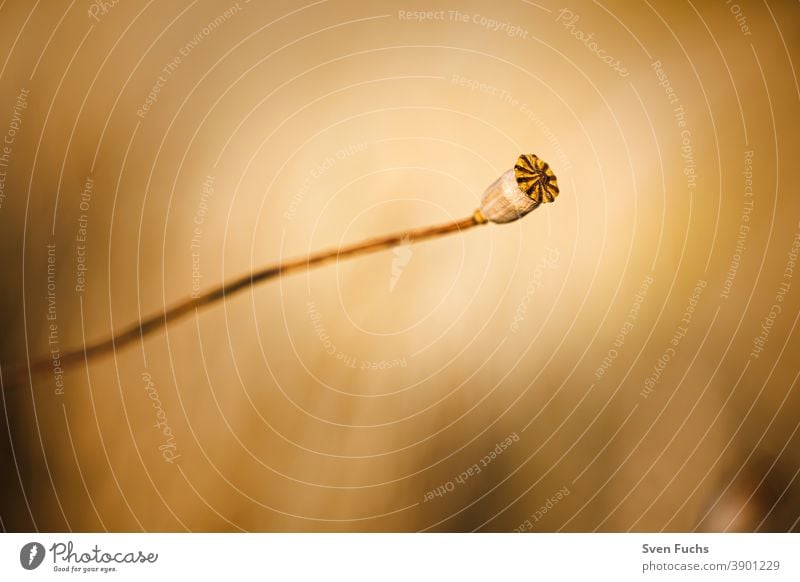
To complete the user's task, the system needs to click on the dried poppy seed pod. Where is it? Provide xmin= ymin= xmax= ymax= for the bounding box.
xmin=476 ymin=154 xmax=559 ymax=224
xmin=15 ymin=152 xmax=560 ymax=382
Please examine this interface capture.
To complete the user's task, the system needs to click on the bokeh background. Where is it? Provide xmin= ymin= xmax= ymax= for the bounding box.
xmin=1 ymin=0 xmax=799 ymax=532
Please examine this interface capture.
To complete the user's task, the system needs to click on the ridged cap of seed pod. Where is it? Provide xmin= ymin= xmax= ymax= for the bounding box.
xmin=514 ymin=153 xmax=559 ymax=204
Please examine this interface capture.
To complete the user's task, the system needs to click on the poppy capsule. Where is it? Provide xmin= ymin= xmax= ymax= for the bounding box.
xmin=477 ymin=154 xmax=560 ymax=224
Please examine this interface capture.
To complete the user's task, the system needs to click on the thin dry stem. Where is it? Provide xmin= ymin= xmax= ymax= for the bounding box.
xmin=13 ymin=214 xmax=483 ymax=383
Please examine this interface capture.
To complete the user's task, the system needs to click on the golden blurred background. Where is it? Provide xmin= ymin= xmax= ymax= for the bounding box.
xmin=0 ymin=0 xmax=798 ymax=532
